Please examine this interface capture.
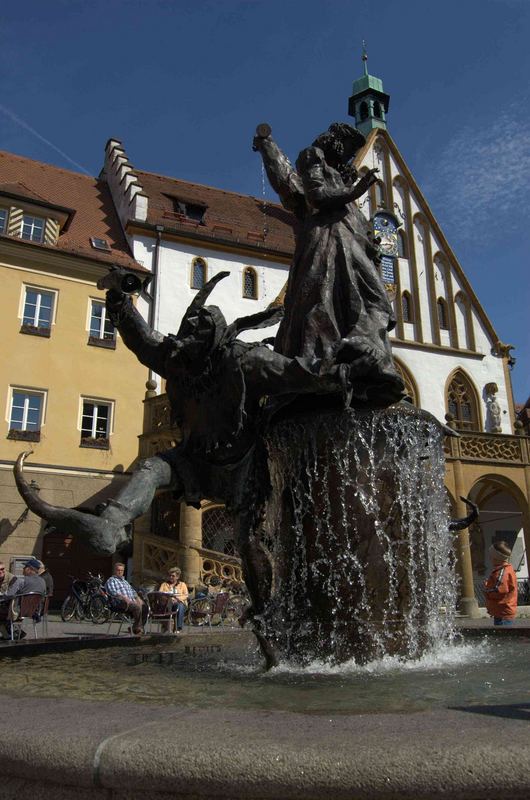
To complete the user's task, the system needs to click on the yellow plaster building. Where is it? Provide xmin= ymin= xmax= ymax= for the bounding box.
xmin=0 ymin=150 xmax=149 ymax=599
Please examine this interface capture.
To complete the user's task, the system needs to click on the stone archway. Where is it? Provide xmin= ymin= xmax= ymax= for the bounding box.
xmin=468 ymin=476 xmax=529 ymax=609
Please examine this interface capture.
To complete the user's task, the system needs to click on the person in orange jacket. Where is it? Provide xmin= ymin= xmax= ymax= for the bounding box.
xmin=484 ymin=540 xmax=518 ymax=625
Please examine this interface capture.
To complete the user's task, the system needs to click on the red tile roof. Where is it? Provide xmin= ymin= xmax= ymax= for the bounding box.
xmin=0 ymin=150 xmax=143 ymax=271
xmin=136 ymin=170 xmax=296 ymax=257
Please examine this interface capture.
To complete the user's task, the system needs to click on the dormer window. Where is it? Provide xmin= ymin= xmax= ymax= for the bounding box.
xmin=165 ymin=195 xmax=206 ymax=224
xmin=182 ymin=203 xmax=206 ymax=223
xmin=0 ymin=186 xmax=72 ymax=247
xmin=21 ymin=214 xmax=44 ymax=243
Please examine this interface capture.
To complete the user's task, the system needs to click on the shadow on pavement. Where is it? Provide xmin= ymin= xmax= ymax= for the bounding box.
xmin=449 ymin=703 xmax=530 ymax=722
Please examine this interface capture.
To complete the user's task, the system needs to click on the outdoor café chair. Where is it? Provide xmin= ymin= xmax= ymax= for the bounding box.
xmin=9 ymin=592 xmax=45 ymax=641
xmin=146 ymin=592 xmax=178 ymax=633
xmin=105 ymin=607 xmax=131 ymax=636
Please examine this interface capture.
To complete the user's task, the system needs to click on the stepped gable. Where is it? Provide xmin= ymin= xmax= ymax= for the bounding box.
xmin=136 ymin=169 xmax=296 ymax=257
xmin=0 ymin=150 xmax=144 ymax=271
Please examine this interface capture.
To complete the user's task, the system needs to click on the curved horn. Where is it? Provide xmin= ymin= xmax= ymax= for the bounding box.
xmin=174 ymin=271 xmax=230 ymax=342
xmin=13 ymin=451 xmax=121 ymax=554
xmin=185 ymin=271 xmax=229 ymax=315
xmin=449 ymin=495 xmax=479 ymax=532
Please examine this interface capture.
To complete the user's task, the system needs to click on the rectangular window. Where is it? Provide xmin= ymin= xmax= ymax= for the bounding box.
xmin=8 ymin=389 xmax=45 ymax=441
xmin=22 ymin=287 xmax=55 ymax=334
xmin=89 ymin=300 xmax=116 ymax=345
xmin=0 ymin=208 xmax=7 ymax=233
xmin=80 ymin=400 xmax=112 ymax=448
xmin=21 ymin=215 xmax=45 ymax=243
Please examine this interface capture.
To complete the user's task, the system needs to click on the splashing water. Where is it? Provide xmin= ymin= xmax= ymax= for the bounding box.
xmin=261 ymin=406 xmax=457 ymax=665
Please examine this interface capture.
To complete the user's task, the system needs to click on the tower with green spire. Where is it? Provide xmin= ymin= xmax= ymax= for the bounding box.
xmin=348 ymin=44 xmax=390 ymax=136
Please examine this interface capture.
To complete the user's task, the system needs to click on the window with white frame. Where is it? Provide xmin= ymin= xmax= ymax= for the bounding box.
xmin=22 ymin=287 xmax=55 ymax=332
xmin=89 ymin=300 xmax=116 ymax=343
xmin=0 ymin=208 xmax=7 ymax=233
xmin=21 ymin=214 xmax=45 ymax=243
xmin=80 ymin=399 xmax=112 ymax=446
xmin=8 ymin=389 xmax=45 ymax=439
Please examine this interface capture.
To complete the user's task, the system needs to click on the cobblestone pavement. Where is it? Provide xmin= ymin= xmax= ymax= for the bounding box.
xmin=0 ymin=610 xmax=240 ymax=644
xmin=3 ymin=609 xmax=530 ymax=645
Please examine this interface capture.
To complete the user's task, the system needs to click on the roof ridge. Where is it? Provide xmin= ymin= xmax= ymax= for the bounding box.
xmin=0 ymin=149 xmax=96 ymax=182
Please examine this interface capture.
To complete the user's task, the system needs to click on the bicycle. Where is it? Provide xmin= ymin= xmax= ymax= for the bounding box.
xmin=60 ymin=573 xmax=106 ymax=622
xmin=186 ymin=590 xmax=249 ymax=627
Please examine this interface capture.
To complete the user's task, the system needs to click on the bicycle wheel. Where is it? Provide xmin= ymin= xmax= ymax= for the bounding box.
xmin=88 ymin=595 xmax=110 ymax=624
xmin=60 ymin=594 xmax=77 ymax=622
xmin=75 ymin=594 xmax=87 ymax=621
xmin=188 ymin=598 xmax=213 ymax=626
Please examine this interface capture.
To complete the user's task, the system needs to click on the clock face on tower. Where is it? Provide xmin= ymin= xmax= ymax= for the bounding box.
xmin=373 ymin=212 xmax=399 ymax=258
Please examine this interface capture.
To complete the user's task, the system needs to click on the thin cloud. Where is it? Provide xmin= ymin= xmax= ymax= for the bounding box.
xmin=0 ymin=104 xmax=91 ymax=175
xmin=423 ymin=105 xmax=530 ymax=243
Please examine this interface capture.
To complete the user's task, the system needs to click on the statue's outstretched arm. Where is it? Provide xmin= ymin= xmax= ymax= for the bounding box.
xmin=106 ymin=291 xmax=169 ymax=377
xmin=253 ymin=133 xmax=306 ymax=218
xmin=298 ymin=147 xmax=378 ymax=211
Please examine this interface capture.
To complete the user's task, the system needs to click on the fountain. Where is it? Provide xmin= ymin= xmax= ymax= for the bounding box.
xmin=6 ymin=121 xmax=530 ymax=800
xmin=13 ymin=121 xmax=475 ymax=668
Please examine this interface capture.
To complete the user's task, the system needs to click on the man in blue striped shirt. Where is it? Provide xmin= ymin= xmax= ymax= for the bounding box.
xmin=105 ymin=562 xmax=147 ymax=635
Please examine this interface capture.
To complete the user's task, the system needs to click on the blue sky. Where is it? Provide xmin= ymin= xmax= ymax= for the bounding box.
xmin=1 ymin=0 xmax=528 ymax=401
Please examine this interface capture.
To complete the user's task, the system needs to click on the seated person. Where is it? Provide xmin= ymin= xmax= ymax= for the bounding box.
xmin=158 ymin=566 xmax=188 ymax=632
xmin=0 ymin=558 xmax=46 ymax=639
xmin=0 ymin=561 xmax=15 ymax=594
xmin=104 ymin=562 xmax=148 ymax=635
xmin=36 ymin=560 xmax=54 ymax=597
xmin=0 ymin=561 xmax=15 ymax=639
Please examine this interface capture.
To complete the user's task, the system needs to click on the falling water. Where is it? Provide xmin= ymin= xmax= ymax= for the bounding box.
xmin=261 ymin=405 xmax=457 ymax=665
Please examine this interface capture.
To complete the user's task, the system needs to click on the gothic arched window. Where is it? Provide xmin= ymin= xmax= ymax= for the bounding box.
xmin=360 ymin=101 xmax=369 ymax=121
xmin=402 ymin=291 xmax=413 ymax=322
xmin=397 ymin=230 xmax=407 ymax=258
xmin=394 ymin=359 xmax=419 ymax=406
xmin=437 ymin=298 xmax=449 ymax=330
xmin=373 ymin=100 xmax=382 ymax=119
xmin=191 ymin=257 xmax=207 ymax=290
xmin=243 ymin=267 xmax=258 ymax=299
xmin=446 ymin=370 xmax=480 ymax=432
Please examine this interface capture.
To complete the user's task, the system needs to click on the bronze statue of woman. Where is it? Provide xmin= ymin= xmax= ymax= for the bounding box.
xmin=253 ymin=122 xmax=405 ymax=407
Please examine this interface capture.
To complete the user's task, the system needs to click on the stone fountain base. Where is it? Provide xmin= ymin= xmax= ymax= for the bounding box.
xmin=2 ymin=691 xmax=529 ymax=800
xmin=260 ymin=404 xmax=456 ymax=664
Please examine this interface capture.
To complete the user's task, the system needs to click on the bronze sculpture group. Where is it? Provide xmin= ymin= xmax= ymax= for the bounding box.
xmin=14 ymin=122 xmax=475 ymax=665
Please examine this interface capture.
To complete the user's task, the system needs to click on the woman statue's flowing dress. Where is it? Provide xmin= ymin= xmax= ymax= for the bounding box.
xmin=258 ymin=136 xmax=405 ymax=407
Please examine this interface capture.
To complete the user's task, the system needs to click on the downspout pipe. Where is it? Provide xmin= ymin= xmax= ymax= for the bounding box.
xmin=146 ymin=225 xmax=164 ymax=385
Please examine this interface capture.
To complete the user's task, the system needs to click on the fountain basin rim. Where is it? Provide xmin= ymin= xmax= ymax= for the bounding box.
xmin=1 ymin=691 xmax=529 ymax=800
